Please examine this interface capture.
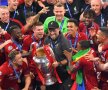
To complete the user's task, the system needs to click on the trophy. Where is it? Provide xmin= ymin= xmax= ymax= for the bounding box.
xmin=33 ymin=45 xmax=57 ymax=85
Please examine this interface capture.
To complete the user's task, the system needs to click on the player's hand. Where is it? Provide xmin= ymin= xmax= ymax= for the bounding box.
xmin=63 ymin=50 xmax=72 ymax=61
xmin=5 ymin=39 xmax=12 ymax=45
xmin=89 ymin=27 xmax=96 ymax=37
xmin=38 ymin=7 xmax=49 ymax=14
xmin=52 ymin=61 xmax=59 ymax=68
xmin=0 ymin=27 xmax=7 ymax=35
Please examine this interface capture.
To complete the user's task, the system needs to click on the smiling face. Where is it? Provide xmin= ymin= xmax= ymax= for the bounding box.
xmin=13 ymin=53 xmax=23 ymax=65
xmin=11 ymin=28 xmax=23 ymax=42
xmin=53 ymin=5 xmax=65 ymax=21
xmin=8 ymin=0 xmax=19 ymax=11
xmin=67 ymin=22 xmax=78 ymax=35
xmin=48 ymin=28 xmax=60 ymax=40
xmin=0 ymin=7 xmax=10 ymax=23
xmin=83 ymin=15 xmax=93 ymax=26
xmin=91 ymin=0 xmax=102 ymax=15
xmin=9 ymin=50 xmax=23 ymax=66
xmin=33 ymin=25 xmax=44 ymax=39
xmin=96 ymin=30 xmax=105 ymax=43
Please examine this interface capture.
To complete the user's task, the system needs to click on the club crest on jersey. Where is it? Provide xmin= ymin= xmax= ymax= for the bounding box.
xmin=8 ymin=46 xmax=13 ymax=51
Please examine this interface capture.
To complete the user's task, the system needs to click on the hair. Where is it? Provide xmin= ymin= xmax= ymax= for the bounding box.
xmin=54 ymin=2 xmax=65 ymax=8
xmin=79 ymin=40 xmax=91 ymax=49
xmin=8 ymin=49 xmax=20 ymax=61
xmin=0 ymin=6 xmax=8 ymax=15
xmin=0 ymin=6 xmax=8 ymax=9
xmin=100 ymin=27 xmax=108 ymax=37
xmin=32 ymin=21 xmax=43 ymax=28
xmin=83 ymin=9 xmax=96 ymax=19
xmin=8 ymin=25 xmax=20 ymax=35
xmin=68 ymin=18 xmax=79 ymax=27
xmin=91 ymin=0 xmax=102 ymax=5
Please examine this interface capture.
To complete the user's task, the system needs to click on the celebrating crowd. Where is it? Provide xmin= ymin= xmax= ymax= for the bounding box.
xmin=0 ymin=0 xmax=108 ymax=90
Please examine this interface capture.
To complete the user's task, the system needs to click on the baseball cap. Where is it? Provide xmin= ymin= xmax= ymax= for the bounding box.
xmin=48 ymin=21 xmax=59 ymax=30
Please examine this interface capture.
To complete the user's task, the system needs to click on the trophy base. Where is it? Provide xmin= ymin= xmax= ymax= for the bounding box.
xmin=45 ymin=74 xmax=57 ymax=86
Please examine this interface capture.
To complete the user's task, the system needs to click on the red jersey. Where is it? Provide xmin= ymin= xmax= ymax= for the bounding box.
xmin=75 ymin=48 xmax=98 ymax=90
xmin=23 ymin=35 xmax=45 ymax=51
xmin=66 ymin=32 xmax=87 ymax=43
xmin=4 ymin=42 xmax=20 ymax=61
xmin=65 ymin=32 xmax=88 ymax=54
xmin=79 ymin=22 xmax=99 ymax=34
xmin=0 ymin=61 xmax=29 ymax=90
xmin=0 ymin=33 xmax=11 ymax=65
xmin=4 ymin=36 xmax=26 ymax=61
xmin=10 ymin=18 xmax=25 ymax=34
xmin=79 ymin=22 xmax=99 ymax=50
xmin=98 ymin=44 xmax=108 ymax=90
xmin=23 ymin=35 xmax=45 ymax=76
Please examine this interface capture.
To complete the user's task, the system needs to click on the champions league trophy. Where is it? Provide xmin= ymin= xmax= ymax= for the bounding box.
xmin=33 ymin=45 xmax=57 ymax=85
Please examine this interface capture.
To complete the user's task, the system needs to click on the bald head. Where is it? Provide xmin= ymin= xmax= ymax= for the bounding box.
xmin=90 ymin=0 xmax=102 ymax=15
xmin=91 ymin=0 xmax=102 ymax=5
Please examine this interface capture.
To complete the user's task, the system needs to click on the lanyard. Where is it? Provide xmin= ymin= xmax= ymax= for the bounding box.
xmin=85 ymin=27 xmax=90 ymax=39
xmin=32 ymin=34 xmax=42 ymax=48
xmin=24 ymin=5 xmax=34 ymax=16
xmin=9 ymin=60 xmax=20 ymax=80
xmin=55 ymin=18 xmax=65 ymax=31
xmin=50 ymin=37 xmax=60 ymax=49
xmin=12 ymin=39 xmax=22 ymax=51
xmin=101 ymin=14 xmax=104 ymax=27
xmin=65 ymin=2 xmax=72 ymax=18
xmin=5 ymin=21 xmax=10 ymax=31
xmin=13 ymin=10 xmax=17 ymax=19
xmin=82 ymin=5 xmax=90 ymax=12
xmin=68 ymin=32 xmax=78 ymax=49
xmin=85 ymin=23 xmax=94 ymax=39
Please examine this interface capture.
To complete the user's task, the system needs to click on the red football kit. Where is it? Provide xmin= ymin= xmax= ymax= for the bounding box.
xmin=0 ymin=61 xmax=29 ymax=90
xmin=0 ymin=33 xmax=11 ymax=65
xmin=65 ymin=32 xmax=88 ymax=54
xmin=23 ymin=34 xmax=45 ymax=52
xmin=98 ymin=44 xmax=108 ymax=90
xmin=73 ymin=48 xmax=98 ymax=90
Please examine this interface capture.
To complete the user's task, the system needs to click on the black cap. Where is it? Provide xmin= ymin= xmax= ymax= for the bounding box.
xmin=48 ymin=21 xmax=59 ymax=30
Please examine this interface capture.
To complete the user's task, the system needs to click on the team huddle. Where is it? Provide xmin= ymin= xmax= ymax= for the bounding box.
xmin=0 ymin=0 xmax=108 ymax=90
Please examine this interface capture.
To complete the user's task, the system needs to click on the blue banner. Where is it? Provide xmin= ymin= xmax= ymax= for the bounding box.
xmin=0 ymin=0 xmax=8 ymax=5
